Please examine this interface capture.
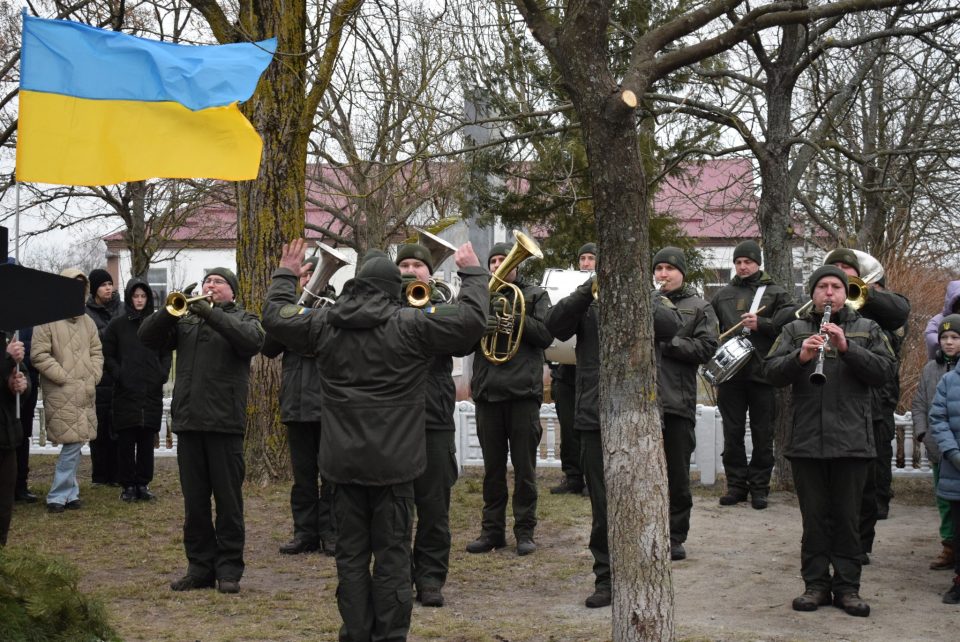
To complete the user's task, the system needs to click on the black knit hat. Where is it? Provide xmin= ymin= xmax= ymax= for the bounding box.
xmin=204 ymin=267 xmax=239 ymax=299
xmin=358 ymin=256 xmax=402 ymax=299
xmin=395 ymin=243 xmax=434 ymax=274
xmin=808 ymin=265 xmax=848 ymax=297
xmin=939 ymin=314 xmax=960 ymax=339
xmin=358 ymin=249 xmax=388 ymax=271
xmin=652 ymin=246 xmax=687 ymax=276
xmin=824 ymin=248 xmax=860 ymax=275
xmin=733 ymin=240 xmax=762 ymax=265
xmin=488 ymin=242 xmax=512 ymax=267
xmin=302 ymin=255 xmax=319 ymax=272
xmin=88 ymin=268 xmax=113 ymax=294
xmin=578 ymin=243 xmax=597 ymax=260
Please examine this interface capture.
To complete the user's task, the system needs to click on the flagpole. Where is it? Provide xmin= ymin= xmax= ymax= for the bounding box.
xmin=13 ymin=179 xmax=21 ymax=419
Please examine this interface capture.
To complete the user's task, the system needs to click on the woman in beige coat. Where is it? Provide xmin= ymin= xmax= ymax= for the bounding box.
xmin=31 ymin=268 xmax=103 ymax=512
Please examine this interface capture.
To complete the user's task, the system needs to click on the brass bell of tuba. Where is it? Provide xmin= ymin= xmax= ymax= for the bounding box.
xmin=845 ymin=249 xmax=884 ymax=311
xmin=298 ymin=242 xmax=351 ymax=308
xmin=415 ymin=227 xmax=457 ymax=304
xmin=480 ymin=231 xmax=543 ymax=364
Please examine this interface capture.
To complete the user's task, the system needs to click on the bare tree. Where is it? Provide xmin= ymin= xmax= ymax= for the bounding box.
xmin=803 ymin=22 xmax=960 ymax=265
xmin=304 ymin=0 xmax=467 ymax=254
xmin=491 ymin=1 xmax=931 ymax=639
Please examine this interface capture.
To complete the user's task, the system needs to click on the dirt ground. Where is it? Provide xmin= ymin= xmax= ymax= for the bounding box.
xmin=426 ymin=477 xmax=956 ymax=642
xmin=10 ymin=459 xmax=957 ymax=641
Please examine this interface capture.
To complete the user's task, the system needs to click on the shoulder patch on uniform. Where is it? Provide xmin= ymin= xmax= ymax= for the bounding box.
xmin=421 ymin=304 xmax=458 ymax=317
xmin=279 ymin=304 xmax=307 ymax=318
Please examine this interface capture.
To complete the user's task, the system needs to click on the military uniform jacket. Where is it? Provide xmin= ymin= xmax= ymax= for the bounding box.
xmin=139 ymin=301 xmax=264 ymax=435
xmin=764 ymin=306 xmax=895 ymax=459
xmin=544 ymin=279 xmax=683 ymax=432
xmin=659 ymin=285 xmax=719 ymax=421
xmin=262 ymin=266 xmax=488 ymax=486
xmin=710 ymin=271 xmax=794 ymax=383
xmin=471 ymin=279 xmax=553 ymax=403
xmin=261 ymin=335 xmax=324 ymax=425
xmin=857 ymin=287 xmax=910 ymax=413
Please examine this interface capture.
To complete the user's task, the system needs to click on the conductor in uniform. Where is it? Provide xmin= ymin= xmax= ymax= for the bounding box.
xmin=263 ymin=239 xmax=488 ymax=642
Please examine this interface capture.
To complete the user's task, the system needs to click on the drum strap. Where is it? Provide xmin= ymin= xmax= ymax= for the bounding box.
xmin=743 ymin=285 xmax=766 ymax=335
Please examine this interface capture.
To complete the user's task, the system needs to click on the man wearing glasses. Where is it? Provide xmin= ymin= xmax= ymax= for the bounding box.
xmin=140 ymin=268 xmax=265 ymax=595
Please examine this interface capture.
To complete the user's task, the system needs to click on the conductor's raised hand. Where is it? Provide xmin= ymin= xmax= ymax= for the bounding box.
xmin=280 ymin=239 xmax=307 ymax=274
xmin=454 ymin=242 xmax=480 ymax=269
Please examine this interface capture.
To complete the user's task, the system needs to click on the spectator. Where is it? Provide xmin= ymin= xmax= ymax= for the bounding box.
xmin=85 ymin=268 xmax=122 ymax=486
xmin=31 ymin=269 xmax=103 ymax=513
xmin=103 ymin=279 xmax=171 ymax=502
xmin=2 ymin=334 xmax=29 ymax=545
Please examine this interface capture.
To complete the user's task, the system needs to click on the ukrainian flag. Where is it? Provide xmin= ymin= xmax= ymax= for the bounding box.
xmin=16 ymin=13 xmax=277 ymax=186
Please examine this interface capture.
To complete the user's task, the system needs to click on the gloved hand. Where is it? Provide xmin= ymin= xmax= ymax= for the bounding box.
xmin=491 ymin=294 xmax=508 ymax=316
xmin=188 ymin=301 xmax=214 ymax=319
xmin=949 ymin=450 xmax=960 ymax=471
xmin=485 ymin=314 xmax=500 ymax=334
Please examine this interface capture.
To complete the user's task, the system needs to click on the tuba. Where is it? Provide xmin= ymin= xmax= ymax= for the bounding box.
xmin=794 ymin=249 xmax=885 ymax=317
xmin=846 ymin=249 xmax=884 ymax=311
xmin=298 ymin=242 xmax=351 ymax=308
xmin=415 ymin=227 xmax=457 ymax=304
xmin=481 ymin=231 xmax=543 ymax=364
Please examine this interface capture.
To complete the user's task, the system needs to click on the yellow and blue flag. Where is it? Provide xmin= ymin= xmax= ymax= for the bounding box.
xmin=16 ymin=13 xmax=277 ymax=186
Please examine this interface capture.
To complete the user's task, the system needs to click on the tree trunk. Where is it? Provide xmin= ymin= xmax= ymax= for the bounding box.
xmin=235 ymin=4 xmax=309 ymax=483
xmin=563 ymin=73 xmax=674 ymax=642
xmin=755 ymin=27 xmax=803 ymax=491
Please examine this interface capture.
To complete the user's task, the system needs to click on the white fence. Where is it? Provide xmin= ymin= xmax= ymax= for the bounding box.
xmin=29 ymin=400 xmax=931 ymax=485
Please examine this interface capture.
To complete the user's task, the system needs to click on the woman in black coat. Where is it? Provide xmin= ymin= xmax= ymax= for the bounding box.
xmin=102 ymin=279 xmax=172 ymax=501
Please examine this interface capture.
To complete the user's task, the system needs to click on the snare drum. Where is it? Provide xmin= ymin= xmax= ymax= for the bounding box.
xmin=701 ymin=336 xmax=755 ymax=386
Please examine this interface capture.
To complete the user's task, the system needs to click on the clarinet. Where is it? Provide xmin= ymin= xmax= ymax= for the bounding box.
xmin=809 ymin=303 xmax=831 ymax=386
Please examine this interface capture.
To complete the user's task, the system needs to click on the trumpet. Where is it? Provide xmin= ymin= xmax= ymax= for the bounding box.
xmin=165 ymin=291 xmax=212 ymax=317
xmin=810 ymin=303 xmax=832 ymax=386
xmin=481 ymin=231 xmax=543 ymax=364
xmin=405 ymin=279 xmax=432 ymax=308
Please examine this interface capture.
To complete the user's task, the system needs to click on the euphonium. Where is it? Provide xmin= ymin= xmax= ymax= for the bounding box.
xmin=795 ymin=249 xmax=884 ymax=317
xmin=481 ymin=231 xmax=543 ymax=364
xmin=165 ymin=291 xmax=212 ymax=317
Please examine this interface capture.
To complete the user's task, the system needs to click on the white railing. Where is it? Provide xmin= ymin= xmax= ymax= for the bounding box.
xmin=29 ymin=400 xmax=930 ymax=484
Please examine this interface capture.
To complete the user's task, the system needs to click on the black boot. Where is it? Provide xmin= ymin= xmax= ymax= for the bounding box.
xmin=120 ymin=486 xmax=138 ymax=502
xmin=136 ymin=486 xmax=156 ymax=501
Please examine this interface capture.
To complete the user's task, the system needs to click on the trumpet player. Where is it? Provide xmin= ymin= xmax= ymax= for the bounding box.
xmin=261 ymin=254 xmax=338 ymax=557
xmin=709 ymin=240 xmax=794 ymax=509
xmin=394 ymin=242 xmax=462 ymax=607
xmin=139 ymin=268 xmax=265 ymax=595
xmin=652 ymin=247 xmax=719 ymax=560
xmin=466 ymin=242 xmax=553 ymax=557
xmin=824 ymin=249 xmax=910 ymax=554
xmin=765 ymin=266 xmax=895 ymax=617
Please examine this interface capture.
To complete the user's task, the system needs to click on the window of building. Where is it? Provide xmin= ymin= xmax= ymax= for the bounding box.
xmin=703 ymin=268 xmax=731 ymax=300
xmin=146 ymin=267 xmax=168 ymax=305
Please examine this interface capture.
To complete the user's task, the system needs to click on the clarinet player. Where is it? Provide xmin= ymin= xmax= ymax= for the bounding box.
xmin=764 ymin=265 xmax=895 ymax=617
